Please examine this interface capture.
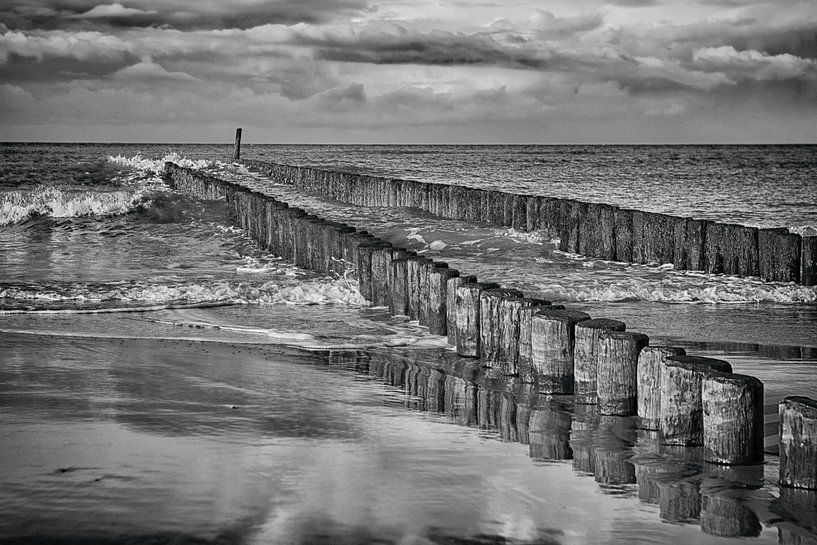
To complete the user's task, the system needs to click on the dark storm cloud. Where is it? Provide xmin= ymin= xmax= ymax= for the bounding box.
xmin=312 ymin=31 xmax=548 ymax=68
xmin=0 ymin=0 xmax=371 ymax=30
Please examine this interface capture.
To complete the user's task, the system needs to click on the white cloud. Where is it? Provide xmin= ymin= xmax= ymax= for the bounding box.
xmin=0 ymin=30 xmax=133 ymax=63
xmin=68 ymin=3 xmax=158 ymax=19
xmin=112 ymin=61 xmax=198 ymax=81
xmin=693 ymin=45 xmax=815 ymax=81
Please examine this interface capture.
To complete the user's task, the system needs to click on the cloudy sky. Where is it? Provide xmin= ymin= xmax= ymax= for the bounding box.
xmin=1 ymin=0 xmax=815 ymax=143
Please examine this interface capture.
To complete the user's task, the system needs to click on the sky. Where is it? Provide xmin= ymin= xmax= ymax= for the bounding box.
xmin=0 ymin=0 xmax=815 ymax=143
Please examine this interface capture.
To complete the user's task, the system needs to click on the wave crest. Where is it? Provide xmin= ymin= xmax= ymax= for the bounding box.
xmin=0 ymin=185 xmax=152 ymax=225
xmin=107 ymin=152 xmax=211 ymax=174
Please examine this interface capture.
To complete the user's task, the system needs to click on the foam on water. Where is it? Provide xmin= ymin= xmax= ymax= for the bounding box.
xmin=533 ymin=262 xmax=817 ymax=304
xmin=0 ymin=275 xmax=367 ymax=313
xmin=107 ymin=152 xmax=211 ymax=174
xmin=0 ymin=185 xmax=154 ymax=225
xmin=152 ymin=310 xmax=450 ymax=351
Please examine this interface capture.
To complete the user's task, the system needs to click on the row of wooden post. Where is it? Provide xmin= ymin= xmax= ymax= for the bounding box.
xmin=165 ymin=161 xmax=817 ymax=490
xmin=241 ymin=157 xmax=817 ymax=286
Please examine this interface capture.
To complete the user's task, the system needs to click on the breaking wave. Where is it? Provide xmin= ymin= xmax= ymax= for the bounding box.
xmin=107 ymin=152 xmax=211 ymax=174
xmin=0 ymin=185 xmax=153 ymax=226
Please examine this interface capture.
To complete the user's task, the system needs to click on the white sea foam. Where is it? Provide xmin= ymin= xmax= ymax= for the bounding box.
xmin=0 ymin=185 xmax=152 ymax=225
xmin=107 ymin=152 xmax=211 ymax=174
xmin=501 ymin=228 xmax=548 ymax=245
xmin=0 ymin=275 xmax=367 ymax=313
xmin=535 ymin=277 xmax=817 ymax=304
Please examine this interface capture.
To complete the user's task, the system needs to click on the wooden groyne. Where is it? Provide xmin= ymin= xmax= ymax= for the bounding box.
xmin=239 ymin=158 xmax=816 ymax=286
xmin=164 ymin=161 xmax=817 ymax=486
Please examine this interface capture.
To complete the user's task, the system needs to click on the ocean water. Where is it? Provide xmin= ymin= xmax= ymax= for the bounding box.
xmin=1 ymin=143 xmax=817 ymax=544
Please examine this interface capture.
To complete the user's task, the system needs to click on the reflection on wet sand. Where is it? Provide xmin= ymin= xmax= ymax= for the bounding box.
xmin=327 ymin=346 xmax=817 ymax=543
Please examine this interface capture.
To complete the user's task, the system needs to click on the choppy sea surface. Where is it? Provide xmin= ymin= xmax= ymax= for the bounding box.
xmin=1 ymin=143 xmax=817 ymax=544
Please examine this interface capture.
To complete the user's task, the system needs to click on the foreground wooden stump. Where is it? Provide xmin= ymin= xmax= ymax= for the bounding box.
xmin=702 ymin=372 xmax=764 ymax=465
xmin=574 ymin=319 xmax=626 ymax=404
xmin=660 ymin=355 xmax=732 ymax=446
xmin=455 ymin=282 xmax=500 ymax=357
xmin=530 ymin=309 xmax=590 ymax=393
xmin=427 ymin=266 xmax=459 ymax=335
xmin=479 ymin=288 xmax=523 ymax=366
xmin=419 ymin=260 xmax=447 ymax=326
xmin=597 ymin=331 xmax=650 ymax=416
xmin=637 ymin=346 xmax=686 ymax=430
xmin=446 ymin=274 xmax=477 ymax=347
xmin=517 ymin=303 xmax=560 ymax=383
xmin=406 ymin=256 xmax=428 ymax=320
xmin=779 ymin=396 xmax=817 ymax=489
xmin=356 ymin=241 xmax=390 ymax=302
xmin=370 ymin=245 xmax=394 ymax=307
xmin=388 ymin=258 xmax=409 ymax=316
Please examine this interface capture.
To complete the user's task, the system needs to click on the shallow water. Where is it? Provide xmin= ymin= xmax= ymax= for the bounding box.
xmin=2 ymin=144 xmax=817 ymax=544
xmin=0 ymin=331 xmax=799 ymax=545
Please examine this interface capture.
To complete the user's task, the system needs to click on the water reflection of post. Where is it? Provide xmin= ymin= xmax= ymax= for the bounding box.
xmin=444 ymin=374 xmax=471 ymax=426
xmin=571 ymin=404 xmax=600 ymax=474
xmin=382 ymin=355 xmax=407 ymax=389
xmin=404 ymin=361 xmax=430 ymax=411
xmin=515 ymin=385 xmax=535 ymax=445
xmin=367 ymin=357 xmax=385 ymax=382
xmin=593 ymin=415 xmax=638 ymax=487
xmin=631 ymin=431 xmax=703 ymax=518
xmin=478 ymin=387 xmax=501 ymax=432
xmin=700 ymin=464 xmax=764 ymax=538
xmin=426 ymin=368 xmax=446 ymax=413
xmin=498 ymin=383 xmax=532 ymax=442
xmin=773 ymin=487 xmax=817 ymax=544
xmin=657 ymin=477 xmax=701 ymax=523
xmin=528 ymin=395 xmax=574 ymax=461
xmin=326 ymin=350 xmax=371 ymax=373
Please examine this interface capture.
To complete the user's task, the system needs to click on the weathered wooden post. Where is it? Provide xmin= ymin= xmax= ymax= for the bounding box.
xmin=427 ymin=266 xmax=459 ymax=335
xmin=517 ymin=302 xmax=562 ymax=383
xmin=596 ymin=331 xmax=650 ymax=416
xmin=445 ymin=274 xmax=477 ymax=347
xmin=370 ymin=245 xmax=394 ymax=307
xmin=479 ymin=288 xmax=523 ymax=366
xmin=660 ymin=355 xmax=732 ymax=446
xmin=356 ymin=240 xmax=390 ymax=302
xmin=389 ymin=258 xmax=409 ymax=316
xmin=497 ymin=297 xmax=547 ymax=376
xmin=758 ymin=228 xmax=801 ymax=282
xmin=702 ymin=372 xmax=764 ymax=465
xmin=530 ymin=309 xmax=590 ymax=393
xmin=233 ymin=128 xmax=242 ymax=160
xmin=406 ymin=256 xmax=428 ymax=320
xmin=779 ymin=396 xmax=817 ymax=489
xmin=614 ymin=207 xmax=634 ymax=263
xmin=419 ymin=260 xmax=446 ymax=326
xmin=637 ymin=346 xmax=686 ymax=430
xmin=574 ymin=319 xmax=627 ymax=404
xmin=802 ymin=236 xmax=817 ymax=286
xmin=454 ymin=282 xmax=500 ymax=357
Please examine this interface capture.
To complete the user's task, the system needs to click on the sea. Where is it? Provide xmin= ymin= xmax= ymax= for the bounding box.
xmin=1 ymin=143 xmax=817 ymax=545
